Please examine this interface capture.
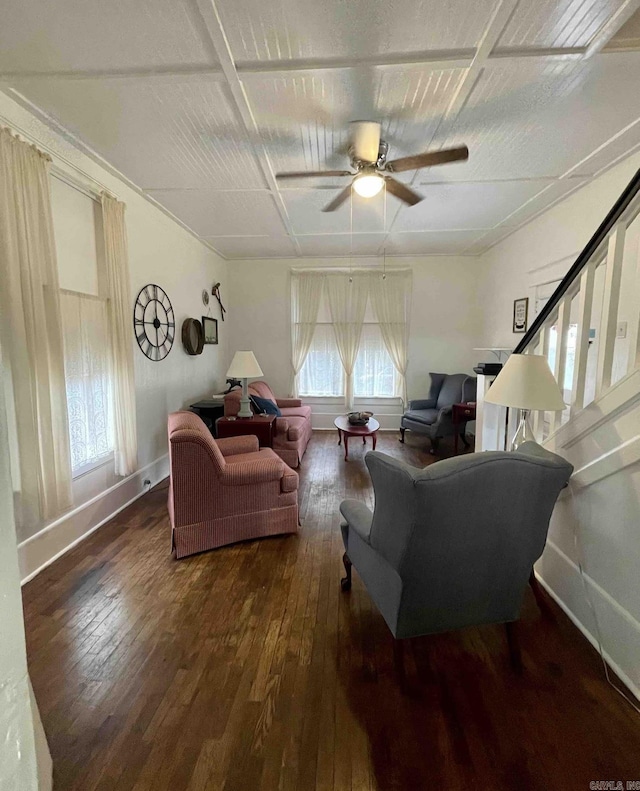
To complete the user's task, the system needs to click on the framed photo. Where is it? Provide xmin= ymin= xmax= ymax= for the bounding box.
xmin=513 ymin=297 xmax=529 ymax=334
xmin=201 ymin=316 xmax=218 ymax=345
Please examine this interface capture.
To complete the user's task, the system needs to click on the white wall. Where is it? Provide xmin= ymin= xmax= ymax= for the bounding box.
xmin=476 ymin=152 xmax=640 ymax=699
xmin=477 ymin=150 xmax=640 ymax=348
xmin=0 ymin=91 xmax=228 ymax=579
xmin=0 ymin=368 xmax=52 ymax=790
xmin=226 ymin=256 xmax=483 ymax=428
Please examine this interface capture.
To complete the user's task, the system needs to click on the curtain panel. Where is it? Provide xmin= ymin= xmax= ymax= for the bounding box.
xmin=290 ymin=271 xmax=324 ymax=397
xmin=369 ymin=269 xmax=413 ymax=404
xmin=0 ymin=127 xmax=72 ymax=527
xmin=101 ymin=194 xmax=137 ymax=477
xmin=325 ymin=272 xmax=370 ymax=409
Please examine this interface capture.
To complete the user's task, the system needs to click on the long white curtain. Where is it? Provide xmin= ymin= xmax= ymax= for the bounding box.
xmin=101 ymin=194 xmax=137 ymax=477
xmin=60 ymin=292 xmax=113 ymax=472
xmin=370 ymin=269 xmax=412 ymax=404
xmin=290 ymin=271 xmax=324 ymax=397
xmin=325 ymin=272 xmax=370 ymax=409
xmin=0 ymin=127 xmax=72 ymax=526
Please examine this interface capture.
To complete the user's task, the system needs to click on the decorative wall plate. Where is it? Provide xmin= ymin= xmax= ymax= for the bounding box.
xmin=133 ymin=283 xmax=175 ymax=361
xmin=202 ymin=289 xmax=210 ymax=307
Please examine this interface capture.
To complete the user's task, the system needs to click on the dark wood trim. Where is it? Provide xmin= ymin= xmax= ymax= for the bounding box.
xmin=341 ymin=552 xmax=352 ymax=591
xmin=505 ymin=622 xmax=523 ymax=673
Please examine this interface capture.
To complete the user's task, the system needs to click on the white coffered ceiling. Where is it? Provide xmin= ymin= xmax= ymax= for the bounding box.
xmin=1 ymin=0 xmax=639 ymax=259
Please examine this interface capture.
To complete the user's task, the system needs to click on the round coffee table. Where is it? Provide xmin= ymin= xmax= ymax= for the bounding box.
xmin=334 ymin=415 xmax=380 ymax=461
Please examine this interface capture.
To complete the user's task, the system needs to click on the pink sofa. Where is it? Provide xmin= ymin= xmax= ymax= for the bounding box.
xmin=223 ymin=381 xmax=312 ymax=469
xmin=168 ymin=411 xmax=298 ymax=559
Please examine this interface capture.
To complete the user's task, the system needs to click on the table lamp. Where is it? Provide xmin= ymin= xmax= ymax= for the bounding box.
xmin=484 ymin=353 xmax=565 ymax=450
xmin=226 ymin=351 xmax=263 ymax=418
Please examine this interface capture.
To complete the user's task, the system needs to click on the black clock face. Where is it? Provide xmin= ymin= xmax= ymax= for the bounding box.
xmin=133 ymin=284 xmax=175 ymax=361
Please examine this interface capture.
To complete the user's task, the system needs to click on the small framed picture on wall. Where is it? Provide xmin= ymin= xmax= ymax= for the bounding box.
xmin=202 ymin=316 xmax=218 ymax=345
xmin=513 ymin=297 xmax=529 ymax=333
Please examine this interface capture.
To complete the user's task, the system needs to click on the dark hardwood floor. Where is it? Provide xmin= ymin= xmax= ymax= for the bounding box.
xmin=23 ymin=431 xmax=640 ymax=790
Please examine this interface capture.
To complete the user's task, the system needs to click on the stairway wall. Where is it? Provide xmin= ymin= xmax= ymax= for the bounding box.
xmin=477 ymin=151 xmax=640 ymax=350
xmin=541 ymin=369 xmax=640 ymax=698
xmin=476 ymin=153 xmax=640 ymax=699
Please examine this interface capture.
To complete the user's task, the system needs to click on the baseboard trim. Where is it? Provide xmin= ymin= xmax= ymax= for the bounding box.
xmin=19 ymin=454 xmax=169 ymax=585
xmin=536 ymin=547 xmax=640 ymax=703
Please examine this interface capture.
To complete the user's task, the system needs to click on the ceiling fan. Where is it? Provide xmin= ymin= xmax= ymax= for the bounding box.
xmin=275 ymin=121 xmax=469 ymax=212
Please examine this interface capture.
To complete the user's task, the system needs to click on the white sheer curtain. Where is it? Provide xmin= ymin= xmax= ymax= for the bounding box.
xmin=101 ymin=194 xmax=137 ymax=477
xmin=290 ymin=271 xmax=324 ymax=397
xmin=0 ymin=127 xmax=72 ymax=526
xmin=325 ymin=272 xmax=370 ymax=409
xmin=60 ymin=292 xmax=113 ymax=472
xmin=370 ymin=269 xmax=412 ymax=404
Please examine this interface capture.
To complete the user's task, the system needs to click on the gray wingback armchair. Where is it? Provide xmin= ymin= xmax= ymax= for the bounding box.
xmin=339 ymin=443 xmax=573 ymax=665
xmin=400 ymin=372 xmax=477 ymax=453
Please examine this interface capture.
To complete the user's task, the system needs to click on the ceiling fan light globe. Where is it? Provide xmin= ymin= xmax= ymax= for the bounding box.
xmin=353 ymin=173 xmax=384 ymax=198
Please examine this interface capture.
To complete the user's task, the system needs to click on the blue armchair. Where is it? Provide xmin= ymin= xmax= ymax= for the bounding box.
xmin=339 ymin=443 xmax=573 ymax=667
xmin=400 ymin=372 xmax=476 ymax=453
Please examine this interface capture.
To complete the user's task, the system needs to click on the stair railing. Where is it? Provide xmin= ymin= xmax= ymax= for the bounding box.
xmin=516 ymin=168 xmax=640 ymax=443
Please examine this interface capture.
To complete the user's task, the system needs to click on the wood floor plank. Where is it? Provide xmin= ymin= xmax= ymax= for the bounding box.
xmin=22 ymin=430 xmax=640 ymax=790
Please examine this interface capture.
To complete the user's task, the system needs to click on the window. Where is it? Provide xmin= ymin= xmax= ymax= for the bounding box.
xmin=52 ymin=177 xmax=114 ymax=475
xmin=298 ymin=292 xmax=398 ymax=399
xmin=60 ymin=292 xmax=114 ymax=474
xmin=298 ymin=324 xmax=344 ymax=397
xmin=353 ymin=325 xmax=397 ymax=398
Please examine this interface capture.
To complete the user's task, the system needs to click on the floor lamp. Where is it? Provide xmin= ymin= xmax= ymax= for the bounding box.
xmin=484 ymin=354 xmax=566 ymax=450
xmin=226 ymin=351 xmax=263 ymax=419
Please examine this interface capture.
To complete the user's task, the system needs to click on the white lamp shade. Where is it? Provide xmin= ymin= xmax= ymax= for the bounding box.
xmin=226 ymin=351 xmax=263 ymax=379
xmin=485 ymin=353 xmax=566 ymax=411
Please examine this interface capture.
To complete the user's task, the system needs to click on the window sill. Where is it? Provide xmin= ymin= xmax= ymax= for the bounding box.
xmin=299 ymin=396 xmax=403 ymax=405
xmin=72 ymin=453 xmax=114 ymax=480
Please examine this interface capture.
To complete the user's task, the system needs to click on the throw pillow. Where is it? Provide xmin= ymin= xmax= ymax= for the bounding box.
xmin=250 ymin=395 xmax=282 ymax=416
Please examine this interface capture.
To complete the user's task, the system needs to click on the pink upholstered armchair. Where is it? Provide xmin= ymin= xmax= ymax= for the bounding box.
xmin=168 ymin=411 xmax=298 ymax=559
xmin=223 ymin=381 xmax=312 ymax=468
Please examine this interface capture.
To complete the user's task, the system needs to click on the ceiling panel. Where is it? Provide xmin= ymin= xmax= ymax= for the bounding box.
xmin=392 ymin=179 xmax=557 ymax=231
xmin=605 ymin=8 xmax=640 ymax=49
xmin=216 ymin=0 xmax=495 ymax=63
xmin=426 ymin=53 xmax=640 ymax=181
xmin=497 ymin=0 xmax=627 ymax=49
xmin=205 ymin=235 xmax=297 ymax=259
xmin=11 ymin=78 xmax=265 ymax=190
xmin=296 ymin=233 xmax=386 ymax=257
xmin=0 ymin=0 xmax=216 ymax=73
xmin=384 ymin=231 xmax=485 ymax=255
xmin=498 ymin=176 xmax=589 ymax=227
xmin=243 ymin=66 xmax=466 ymax=178
xmin=281 ymin=188 xmax=391 ymax=235
xmin=147 ymin=190 xmax=285 ymax=236
xmin=458 ymin=227 xmax=514 ymax=254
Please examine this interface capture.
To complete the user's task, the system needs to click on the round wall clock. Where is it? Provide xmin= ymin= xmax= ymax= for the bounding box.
xmin=133 ymin=283 xmax=175 ymax=361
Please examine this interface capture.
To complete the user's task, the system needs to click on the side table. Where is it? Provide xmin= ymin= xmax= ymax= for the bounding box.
xmin=452 ymin=402 xmax=476 ymax=455
xmin=190 ymin=396 xmax=226 ymax=436
xmin=216 ymin=415 xmax=275 ymax=448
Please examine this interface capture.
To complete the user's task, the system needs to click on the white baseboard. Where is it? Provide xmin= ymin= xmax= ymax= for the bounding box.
xmin=536 ymin=540 xmax=640 ymax=702
xmin=18 ymin=454 xmax=169 ymax=585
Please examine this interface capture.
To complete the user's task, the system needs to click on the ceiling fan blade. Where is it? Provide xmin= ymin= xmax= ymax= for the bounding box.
xmin=350 ymin=120 xmax=381 ymax=162
xmin=322 ymin=184 xmax=353 ymax=212
xmin=276 ymin=170 xmax=353 ymax=179
xmin=386 ymin=145 xmax=469 ymax=173
xmin=384 ymin=177 xmax=422 ymax=206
